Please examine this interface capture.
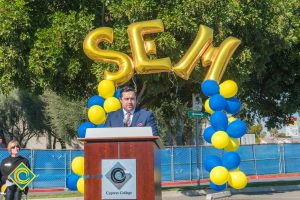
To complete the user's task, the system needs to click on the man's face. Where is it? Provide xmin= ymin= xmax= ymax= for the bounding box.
xmin=120 ymin=91 xmax=137 ymax=112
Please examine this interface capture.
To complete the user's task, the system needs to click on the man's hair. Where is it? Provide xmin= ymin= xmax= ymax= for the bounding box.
xmin=120 ymin=86 xmax=136 ymax=99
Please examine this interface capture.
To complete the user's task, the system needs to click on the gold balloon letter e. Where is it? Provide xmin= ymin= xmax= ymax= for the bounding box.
xmin=127 ymin=19 xmax=172 ymax=74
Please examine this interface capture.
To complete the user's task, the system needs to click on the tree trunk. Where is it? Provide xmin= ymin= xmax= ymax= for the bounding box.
xmin=57 ymin=137 xmax=66 ymax=149
xmin=53 ymin=137 xmax=57 ymax=149
xmin=46 ymin=132 xmax=52 ymax=149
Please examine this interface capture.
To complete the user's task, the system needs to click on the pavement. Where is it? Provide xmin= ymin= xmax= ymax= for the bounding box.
xmin=28 ymin=175 xmax=300 ymax=200
xmin=30 ymin=184 xmax=300 ymax=200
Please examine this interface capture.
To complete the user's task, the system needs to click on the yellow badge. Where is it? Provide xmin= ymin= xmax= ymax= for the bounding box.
xmin=8 ymin=162 xmax=36 ymax=190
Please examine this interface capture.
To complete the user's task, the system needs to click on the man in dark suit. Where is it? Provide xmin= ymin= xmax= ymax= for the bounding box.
xmin=104 ymin=86 xmax=159 ymax=136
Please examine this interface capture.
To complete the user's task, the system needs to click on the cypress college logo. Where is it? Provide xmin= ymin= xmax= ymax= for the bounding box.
xmin=105 ymin=162 xmax=132 ymax=189
xmin=9 ymin=162 xmax=36 ymax=190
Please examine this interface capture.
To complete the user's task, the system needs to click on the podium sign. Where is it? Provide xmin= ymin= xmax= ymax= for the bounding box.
xmin=102 ymin=159 xmax=136 ymax=199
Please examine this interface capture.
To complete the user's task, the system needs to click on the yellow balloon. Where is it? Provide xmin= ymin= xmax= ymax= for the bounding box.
xmin=204 ymin=99 xmax=214 ymax=114
xmin=71 ymin=157 xmax=84 ymax=176
xmin=104 ymin=97 xmax=121 ymax=113
xmin=228 ymin=116 xmax=237 ymax=123
xmin=173 ymin=25 xmax=213 ymax=80
xmin=77 ymin=177 xmax=84 ymax=194
xmin=127 ymin=19 xmax=172 ymax=74
xmin=228 ymin=170 xmax=247 ymax=189
xmin=88 ymin=105 xmax=106 ymax=125
xmin=211 ymin=131 xmax=230 ymax=149
xmin=210 ymin=166 xmax=229 ymax=185
xmin=83 ymin=27 xmax=134 ymax=86
xmin=98 ymin=80 xmax=115 ymax=99
xmin=1 ymin=184 xmax=6 ymax=193
xmin=230 ymin=167 xmax=240 ymax=172
xmin=224 ymin=138 xmax=240 ymax=152
xmin=219 ymin=80 xmax=238 ymax=98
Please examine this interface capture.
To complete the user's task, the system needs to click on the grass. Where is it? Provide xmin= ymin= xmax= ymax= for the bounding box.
xmin=28 ymin=192 xmax=83 ymax=199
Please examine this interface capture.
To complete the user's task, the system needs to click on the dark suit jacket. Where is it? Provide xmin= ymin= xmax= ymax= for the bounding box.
xmin=104 ymin=108 xmax=159 ymax=136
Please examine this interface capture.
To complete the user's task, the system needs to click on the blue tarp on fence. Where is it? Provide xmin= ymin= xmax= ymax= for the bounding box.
xmin=0 ymin=144 xmax=299 ymax=188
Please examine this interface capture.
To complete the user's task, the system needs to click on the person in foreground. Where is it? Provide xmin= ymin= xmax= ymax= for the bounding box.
xmin=104 ymin=86 xmax=159 ymax=136
xmin=0 ymin=141 xmax=30 ymax=200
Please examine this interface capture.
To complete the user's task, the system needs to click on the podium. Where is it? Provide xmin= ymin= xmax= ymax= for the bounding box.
xmin=79 ymin=127 xmax=164 ymax=200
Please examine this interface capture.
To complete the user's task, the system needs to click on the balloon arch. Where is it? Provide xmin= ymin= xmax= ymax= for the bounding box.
xmin=67 ymin=19 xmax=248 ymax=193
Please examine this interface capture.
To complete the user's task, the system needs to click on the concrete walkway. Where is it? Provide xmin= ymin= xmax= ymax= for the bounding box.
xmin=30 ymin=184 xmax=300 ymax=200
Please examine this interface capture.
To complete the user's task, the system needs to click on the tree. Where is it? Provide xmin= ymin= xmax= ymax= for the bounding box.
xmin=150 ymin=96 xmax=193 ymax=146
xmin=248 ymin=124 xmax=263 ymax=143
xmin=42 ymin=90 xmax=87 ymax=149
xmin=270 ymin=128 xmax=280 ymax=138
xmin=0 ymin=90 xmax=45 ymax=147
xmin=0 ymin=0 xmax=299 ymax=145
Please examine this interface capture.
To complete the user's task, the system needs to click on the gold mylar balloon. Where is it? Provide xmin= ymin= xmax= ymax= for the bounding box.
xmin=224 ymin=138 xmax=240 ymax=152
xmin=77 ymin=177 xmax=84 ymax=194
xmin=104 ymin=97 xmax=121 ymax=113
xmin=88 ymin=105 xmax=106 ymax=125
xmin=1 ymin=184 xmax=6 ymax=193
xmin=228 ymin=116 xmax=237 ymax=123
xmin=204 ymin=98 xmax=214 ymax=114
xmin=203 ymin=38 xmax=241 ymax=83
xmin=220 ymin=80 xmax=238 ymax=98
xmin=210 ymin=166 xmax=229 ymax=185
xmin=127 ymin=19 xmax=172 ymax=74
xmin=228 ymin=170 xmax=247 ymax=189
xmin=211 ymin=131 xmax=230 ymax=149
xmin=173 ymin=25 xmax=213 ymax=80
xmin=83 ymin=27 xmax=134 ymax=86
xmin=98 ymin=80 xmax=115 ymax=99
xmin=71 ymin=157 xmax=84 ymax=176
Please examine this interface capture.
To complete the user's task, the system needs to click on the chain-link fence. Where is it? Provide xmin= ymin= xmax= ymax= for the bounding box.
xmin=160 ymin=144 xmax=300 ymax=182
xmin=0 ymin=143 xmax=299 ymax=188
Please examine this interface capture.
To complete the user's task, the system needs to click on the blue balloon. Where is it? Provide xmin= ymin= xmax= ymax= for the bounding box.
xmin=226 ymin=120 xmax=247 ymax=138
xmin=87 ymin=95 xmax=105 ymax=108
xmin=210 ymin=111 xmax=228 ymax=131
xmin=66 ymin=174 xmax=80 ymax=191
xmin=114 ymin=88 xmax=122 ymax=99
xmin=97 ymin=123 xmax=105 ymax=128
xmin=210 ymin=181 xmax=226 ymax=192
xmin=201 ymin=80 xmax=219 ymax=97
xmin=203 ymin=126 xmax=216 ymax=143
xmin=204 ymin=155 xmax=222 ymax=172
xmin=209 ymin=94 xmax=227 ymax=111
xmin=78 ymin=122 xmax=96 ymax=138
xmin=222 ymin=152 xmax=241 ymax=170
xmin=225 ymin=97 xmax=241 ymax=114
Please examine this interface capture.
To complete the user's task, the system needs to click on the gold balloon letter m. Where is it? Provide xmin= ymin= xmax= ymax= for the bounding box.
xmin=173 ymin=25 xmax=241 ymax=82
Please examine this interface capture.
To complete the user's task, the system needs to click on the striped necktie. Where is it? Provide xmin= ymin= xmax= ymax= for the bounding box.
xmin=124 ymin=112 xmax=131 ymax=127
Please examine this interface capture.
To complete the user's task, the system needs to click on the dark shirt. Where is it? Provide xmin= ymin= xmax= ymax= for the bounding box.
xmin=0 ymin=156 xmax=30 ymax=186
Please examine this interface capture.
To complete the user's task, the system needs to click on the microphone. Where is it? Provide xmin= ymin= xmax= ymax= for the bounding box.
xmin=123 ymin=118 xmax=128 ymax=127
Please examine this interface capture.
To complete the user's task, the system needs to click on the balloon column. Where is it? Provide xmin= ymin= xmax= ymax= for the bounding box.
xmin=73 ymin=80 xmax=122 ymax=193
xmin=66 ymin=156 xmax=85 ymax=193
xmin=77 ymin=80 xmax=122 ymax=138
xmin=202 ymin=80 xmax=248 ymax=191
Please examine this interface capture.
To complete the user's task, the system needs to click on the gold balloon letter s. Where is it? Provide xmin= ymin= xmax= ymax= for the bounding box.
xmin=83 ymin=27 xmax=134 ymax=86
